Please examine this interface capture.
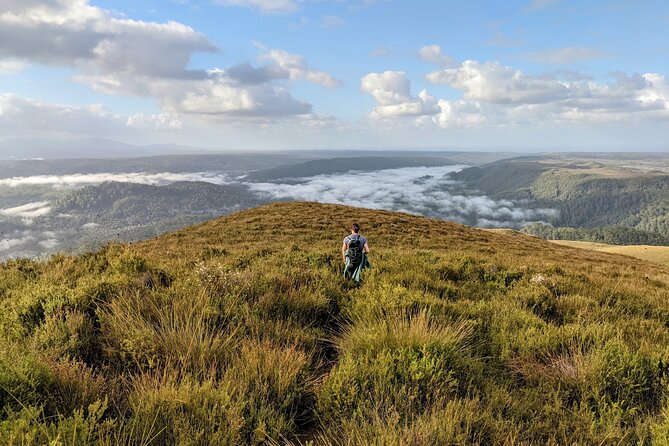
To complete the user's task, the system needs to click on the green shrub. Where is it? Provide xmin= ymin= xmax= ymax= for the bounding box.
xmin=0 ymin=399 xmax=113 ymax=446
xmin=32 ymin=310 xmax=98 ymax=362
xmin=219 ymin=340 xmax=315 ymax=444
xmin=592 ymin=340 xmax=664 ymax=414
xmin=128 ymin=376 xmax=244 ymax=445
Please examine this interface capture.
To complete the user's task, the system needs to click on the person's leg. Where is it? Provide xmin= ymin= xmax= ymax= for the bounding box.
xmin=344 ymin=263 xmax=356 ymax=279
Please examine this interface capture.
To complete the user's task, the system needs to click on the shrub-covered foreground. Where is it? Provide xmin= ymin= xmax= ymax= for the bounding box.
xmin=1 ymin=202 xmax=669 ymax=445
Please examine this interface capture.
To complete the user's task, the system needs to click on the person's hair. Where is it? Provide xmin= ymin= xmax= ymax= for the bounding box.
xmin=351 ymin=223 xmax=360 ymax=233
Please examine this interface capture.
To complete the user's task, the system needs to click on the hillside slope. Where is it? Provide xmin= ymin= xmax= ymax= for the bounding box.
xmin=1 ymin=202 xmax=669 ymax=445
xmin=453 ymin=157 xmax=669 ymax=240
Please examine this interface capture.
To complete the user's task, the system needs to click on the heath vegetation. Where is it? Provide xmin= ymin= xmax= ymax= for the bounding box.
xmin=1 ymin=202 xmax=669 ymax=445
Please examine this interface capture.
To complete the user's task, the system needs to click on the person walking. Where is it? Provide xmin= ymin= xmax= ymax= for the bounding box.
xmin=342 ymin=223 xmax=370 ymax=282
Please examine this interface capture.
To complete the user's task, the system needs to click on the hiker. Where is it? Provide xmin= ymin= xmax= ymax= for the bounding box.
xmin=342 ymin=223 xmax=370 ymax=282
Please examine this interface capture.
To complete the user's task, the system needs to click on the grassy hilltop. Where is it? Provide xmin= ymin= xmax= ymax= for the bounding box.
xmin=2 ymin=202 xmax=669 ymax=445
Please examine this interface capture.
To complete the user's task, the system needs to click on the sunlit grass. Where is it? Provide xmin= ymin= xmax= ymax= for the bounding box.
xmin=1 ymin=202 xmax=668 ymax=444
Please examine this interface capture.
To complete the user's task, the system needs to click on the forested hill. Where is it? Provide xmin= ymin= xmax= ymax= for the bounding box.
xmin=452 ymin=157 xmax=669 ymax=243
xmin=2 ymin=202 xmax=669 ymax=444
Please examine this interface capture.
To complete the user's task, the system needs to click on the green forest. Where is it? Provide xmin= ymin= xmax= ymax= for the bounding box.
xmin=453 ymin=158 xmax=669 ymax=245
xmin=522 ymin=223 xmax=669 ymax=246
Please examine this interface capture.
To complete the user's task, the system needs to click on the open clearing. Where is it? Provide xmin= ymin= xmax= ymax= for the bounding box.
xmin=549 ymin=240 xmax=669 ymax=268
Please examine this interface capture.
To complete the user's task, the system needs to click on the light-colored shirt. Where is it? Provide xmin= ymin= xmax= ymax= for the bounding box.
xmin=344 ymin=234 xmax=368 ymax=247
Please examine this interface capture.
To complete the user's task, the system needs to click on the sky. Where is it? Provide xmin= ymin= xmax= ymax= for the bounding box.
xmin=1 ymin=0 xmax=669 ymax=151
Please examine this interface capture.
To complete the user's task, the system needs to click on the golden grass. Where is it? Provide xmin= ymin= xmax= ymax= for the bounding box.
xmin=535 ymin=158 xmax=669 ymax=176
xmin=3 ymin=202 xmax=669 ymax=445
xmin=550 ymin=240 xmax=669 ymax=268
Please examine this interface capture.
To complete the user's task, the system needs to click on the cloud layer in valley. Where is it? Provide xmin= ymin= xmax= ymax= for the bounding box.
xmin=0 ymin=229 xmax=59 ymax=260
xmin=0 ymin=201 xmax=52 ymax=218
xmin=0 ymin=172 xmax=230 ymax=188
xmin=247 ymin=166 xmax=558 ymax=227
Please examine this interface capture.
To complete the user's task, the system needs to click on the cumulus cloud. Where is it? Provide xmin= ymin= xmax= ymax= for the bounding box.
xmin=419 ymin=45 xmax=457 ymax=67
xmin=426 ymin=60 xmax=569 ymax=104
xmin=223 ymin=47 xmax=342 ymax=90
xmin=247 ymin=166 xmax=558 ymax=227
xmin=0 ymin=172 xmax=230 ymax=188
xmin=0 ymin=1 xmax=215 ymax=77
xmin=526 ymin=47 xmax=611 ymax=64
xmin=0 ymin=1 xmax=336 ymax=119
xmin=168 ymin=75 xmax=312 ymax=116
xmin=425 ymin=60 xmax=669 ymax=125
xmin=361 ymin=71 xmax=439 ymax=119
xmin=434 ymin=100 xmax=487 ymax=128
xmin=260 ymin=49 xmax=342 ymax=87
xmin=0 ymin=201 xmax=52 ymax=218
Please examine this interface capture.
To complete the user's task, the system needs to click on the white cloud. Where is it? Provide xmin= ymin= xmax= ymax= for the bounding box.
xmin=260 ymin=49 xmax=342 ymax=88
xmin=425 ymin=60 xmax=669 ymax=124
xmin=222 ymin=47 xmax=342 ymax=90
xmin=426 ymin=60 xmax=569 ymax=104
xmin=125 ymin=113 xmax=183 ymax=130
xmin=247 ymin=166 xmax=558 ymax=227
xmin=0 ymin=93 xmax=147 ymax=139
xmin=0 ymin=201 xmax=51 ymax=218
xmin=0 ymin=172 xmax=230 ymax=188
xmin=168 ymin=76 xmax=312 ymax=116
xmin=419 ymin=45 xmax=457 ymax=67
xmin=0 ymin=59 xmax=26 ymax=74
xmin=214 ymin=0 xmax=300 ymax=13
xmin=361 ymin=71 xmax=439 ymax=118
xmin=213 ymin=0 xmax=377 ymax=14
xmin=0 ymin=231 xmax=34 ymax=252
xmin=0 ymin=1 xmax=216 ymax=76
xmin=526 ymin=47 xmax=611 ymax=64
xmin=0 ymin=229 xmax=59 ymax=258
xmin=0 ymin=1 xmax=334 ymax=119
xmin=38 ymin=231 xmax=59 ymax=249
xmin=434 ymin=100 xmax=487 ymax=128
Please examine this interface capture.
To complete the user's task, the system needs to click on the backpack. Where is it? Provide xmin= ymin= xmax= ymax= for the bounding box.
xmin=347 ymin=235 xmax=364 ymax=266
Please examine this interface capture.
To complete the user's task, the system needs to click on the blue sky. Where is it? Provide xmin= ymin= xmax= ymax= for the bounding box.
xmin=1 ymin=0 xmax=668 ymax=150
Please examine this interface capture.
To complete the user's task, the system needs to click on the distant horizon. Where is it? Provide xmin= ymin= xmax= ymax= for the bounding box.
xmin=0 ymin=136 xmax=668 ymax=159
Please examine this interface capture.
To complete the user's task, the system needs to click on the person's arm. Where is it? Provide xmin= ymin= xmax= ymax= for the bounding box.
xmin=341 ymin=241 xmax=348 ymax=262
xmin=364 ymin=242 xmax=370 ymax=254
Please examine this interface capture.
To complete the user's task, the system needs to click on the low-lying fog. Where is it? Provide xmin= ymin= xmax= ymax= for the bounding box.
xmin=0 ymin=164 xmax=557 ymax=260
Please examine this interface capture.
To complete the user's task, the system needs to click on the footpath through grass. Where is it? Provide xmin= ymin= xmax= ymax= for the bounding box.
xmin=1 ymin=202 xmax=669 ymax=445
